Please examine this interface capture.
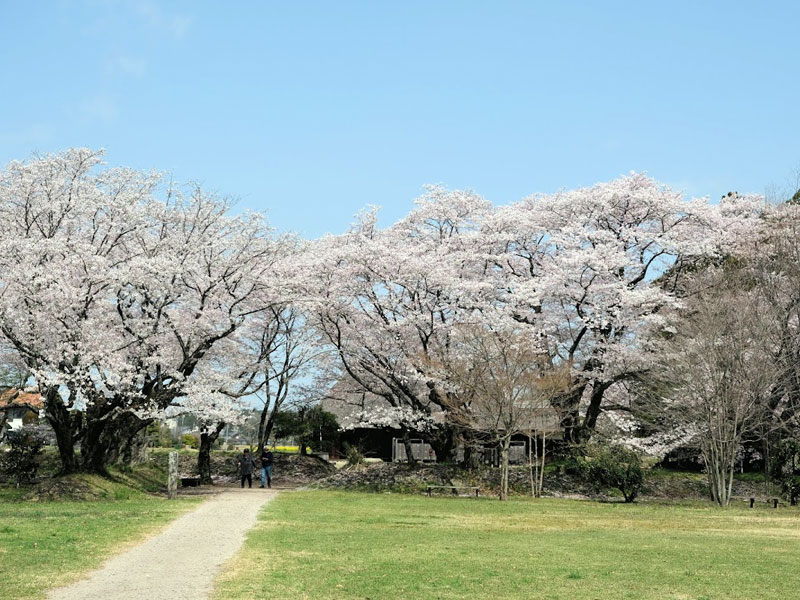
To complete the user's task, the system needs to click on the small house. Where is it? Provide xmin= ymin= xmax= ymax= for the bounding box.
xmin=0 ymin=388 xmax=44 ymax=435
xmin=321 ymin=379 xmax=562 ymax=463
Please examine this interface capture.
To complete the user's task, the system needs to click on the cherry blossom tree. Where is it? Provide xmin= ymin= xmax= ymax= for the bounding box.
xmin=0 ymin=149 xmax=157 ymax=471
xmin=0 ymin=149 xmax=289 ymax=473
xmin=300 ymin=188 xmax=492 ymax=461
xmin=1 ymin=148 xmax=772 ymax=480
xmin=302 ymin=176 xmax=765 ymax=461
xmin=483 ymin=174 xmax=765 ymax=443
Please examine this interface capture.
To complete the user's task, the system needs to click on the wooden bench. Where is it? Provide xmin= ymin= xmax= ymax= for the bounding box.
xmin=732 ymin=496 xmax=781 ymax=509
xmin=426 ymin=485 xmax=479 ymax=497
xmin=748 ymin=496 xmax=780 ymax=509
xmin=180 ymin=477 xmax=201 ymax=487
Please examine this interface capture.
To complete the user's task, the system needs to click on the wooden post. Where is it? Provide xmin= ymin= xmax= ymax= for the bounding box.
xmin=168 ymin=451 xmax=178 ymax=500
xmin=749 ymin=497 xmax=755 ymax=509
xmin=773 ymin=498 xmax=779 ymax=509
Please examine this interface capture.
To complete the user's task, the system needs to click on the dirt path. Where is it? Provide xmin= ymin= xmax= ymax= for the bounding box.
xmin=48 ymin=489 xmax=276 ymax=600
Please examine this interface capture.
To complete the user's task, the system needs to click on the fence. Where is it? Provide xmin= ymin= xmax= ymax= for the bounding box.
xmin=481 ymin=441 xmax=527 ymax=467
xmin=392 ymin=438 xmax=437 ymax=462
xmin=392 ymin=438 xmax=532 ymax=465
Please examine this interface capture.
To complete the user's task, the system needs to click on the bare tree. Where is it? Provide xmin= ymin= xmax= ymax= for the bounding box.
xmin=253 ymin=307 xmax=320 ymax=454
xmin=664 ymin=271 xmax=779 ymax=506
xmin=434 ymin=328 xmax=567 ymax=500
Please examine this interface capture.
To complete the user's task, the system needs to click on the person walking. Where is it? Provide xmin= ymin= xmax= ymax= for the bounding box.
xmin=260 ymin=448 xmax=274 ymax=488
xmin=238 ymin=448 xmax=256 ymax=488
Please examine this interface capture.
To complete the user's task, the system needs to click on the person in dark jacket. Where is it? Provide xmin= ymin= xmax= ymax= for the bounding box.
xmin=238 ymin=448 xmax=256 ymax=488
xmin=260 ymin=448 xmax=274 ymax=488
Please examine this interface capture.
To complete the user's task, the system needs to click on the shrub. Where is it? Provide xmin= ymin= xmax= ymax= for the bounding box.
xmin=181 ymin=433 xmax=199 ymax=449
xmin=582 ymin=444 xmax=644 ymax=502
xmin=344 ymin=443 xmax=365 ymax=466
xmin=2 ymin=426 xmax=45 ymax=485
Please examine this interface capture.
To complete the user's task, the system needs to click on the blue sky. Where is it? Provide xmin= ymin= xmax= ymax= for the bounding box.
xmin=2 ymin=1 xmax=798 ymax=237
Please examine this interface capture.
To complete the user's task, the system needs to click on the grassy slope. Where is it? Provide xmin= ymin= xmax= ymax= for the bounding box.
xmin=0 ymin=473 xmax=202 ymax=600
xmin=214 ymin=491 xmax=800 ymax=600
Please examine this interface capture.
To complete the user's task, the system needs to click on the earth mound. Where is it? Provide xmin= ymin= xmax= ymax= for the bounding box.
xmin=19 ymin=472 xmax=147 ymax=501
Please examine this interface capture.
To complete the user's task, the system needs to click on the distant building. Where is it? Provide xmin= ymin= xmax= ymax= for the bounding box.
xmin=320 ymin=380 xmax=403 ymax=461
xmin=320 ymin=378 xmax=561 ymax=463
xmin=0 ymin=388 xmax=44 ymax=435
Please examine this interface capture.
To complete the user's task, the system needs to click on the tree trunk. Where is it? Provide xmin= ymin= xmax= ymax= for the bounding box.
xmin=198 ymin=422 xmax=226 ymax=485
xmin=257 ymin=369 xmax=291 ymax=455
xmin=461 ymin=428 xmax=482 ymax=470
xmin=80 ymin=417 xmax=112 ymax=474
xmin=705 ymin=442 xmax=735 ymax=507
xmin=427 ymin=425 xmax=456 ymax=463
xmin=578 ymin=381 xmax=612 ymax=443
xmin=530 ymin=432 xmax=547 ymax=498
xmin=44 ymin=394 xmax=78 ymax=475
xmin=109 ymin=414 xmax=152 ymax=466
xmin=555 ymin=383 xmax=586 ymax=444
xmin=79 ymin=397 xmax=123 ymax=473
xmin=402 ymin=430 xmax=417 ymax=465
xmin=261 ymin=409 xmax=280 ymax=454
xmin=538 ymin=431 xmax=547 ymax=497
xmin=46 ymin=408 xmax=78 ymax=475
xmin=499 ymin=437 xmax=511 ymax=501
xmin=528 ymin=434 xmax=535 ymax=497
xmin=82 ymin=412 xmax=142 ymax=472
xmin=763 ymin=434 xmax=772 ymax=497
xmin=257 ymin=402 xmax=271 ymax=455
xmin=463 ymin=443 xmax=482 ymax=470
xmin=499 ymin=438 xmax=510 ymax=500
xmin=119 ymin=427 xmax=149 ymax=466
xmin=78 ymin=409 xmax=151 ymax=473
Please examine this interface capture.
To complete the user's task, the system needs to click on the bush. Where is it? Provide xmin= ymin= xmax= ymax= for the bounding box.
xmin=344 ymin=443 xmax=365 ymax=466
xmin=582 ymin=445 xmax=644 ymax=502
xmin=181 ymin=433 xmax=199 ymax=449
xmin=2 ymin=426 xmax=45 ymax=485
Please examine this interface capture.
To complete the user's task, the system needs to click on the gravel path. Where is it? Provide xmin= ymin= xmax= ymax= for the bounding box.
xmin=48 ymin=489 xmax=276 ymax=600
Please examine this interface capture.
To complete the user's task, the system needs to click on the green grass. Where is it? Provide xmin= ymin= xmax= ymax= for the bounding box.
xmin=0 ymin=476 xmax=202 ymax=599
xmin=214 ymin=491 xmax=800 ymax=600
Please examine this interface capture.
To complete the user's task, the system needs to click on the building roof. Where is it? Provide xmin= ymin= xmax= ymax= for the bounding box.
xmin=320 ymin=379 xmax=400 ymax=428
xmin=0 ymin=388 xmax=44 ymax=412
xmin=319 ymin=378 xmax=560 ymax=434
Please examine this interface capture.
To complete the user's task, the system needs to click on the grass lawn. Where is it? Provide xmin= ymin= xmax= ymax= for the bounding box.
xmin=214 ymin=491 xmax=800 ymax=600
xmin=0 ymin=475 xmax=202 ymax=600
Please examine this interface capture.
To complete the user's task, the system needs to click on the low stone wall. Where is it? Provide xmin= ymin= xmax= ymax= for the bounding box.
xmin=148 ymin=450 xmax=336 ymax=486
xmin=312 ymin=461 xmax=769 ymax=501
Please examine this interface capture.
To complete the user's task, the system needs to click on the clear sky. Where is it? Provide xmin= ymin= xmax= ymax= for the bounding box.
xmin=2 ymin=1 xmax=798 ymax=237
